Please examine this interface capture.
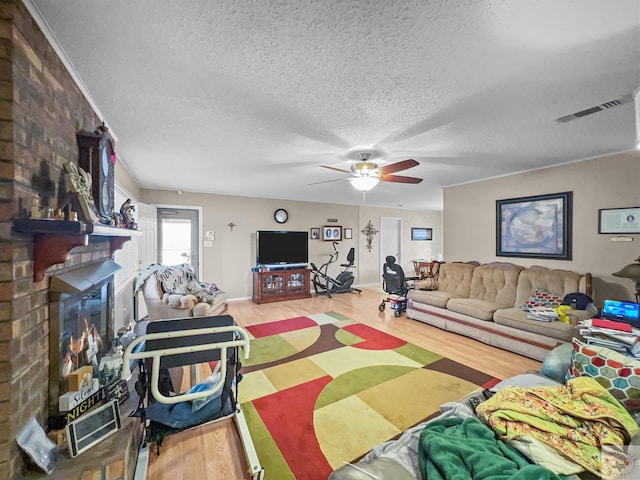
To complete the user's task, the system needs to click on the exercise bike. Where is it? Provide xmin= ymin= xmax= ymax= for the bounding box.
xmin=310 ymin=242 xmax=362 ymax=298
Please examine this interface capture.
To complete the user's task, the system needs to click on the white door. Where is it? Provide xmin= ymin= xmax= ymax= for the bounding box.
xmin=137 ymin=202 xmax=158 ymax=270
xmin=135 ymin=202 xmax=157 ymax=320
xmin=379 ymin=217 xmax=402 ymax=280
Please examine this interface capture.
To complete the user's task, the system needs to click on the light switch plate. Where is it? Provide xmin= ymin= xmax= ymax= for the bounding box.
xmin=203 ymin=240 xmax=213 ymax=247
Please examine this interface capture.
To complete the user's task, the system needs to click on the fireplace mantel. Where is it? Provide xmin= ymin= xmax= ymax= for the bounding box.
xmin=13 ymin=219 xmax=142 ymax=281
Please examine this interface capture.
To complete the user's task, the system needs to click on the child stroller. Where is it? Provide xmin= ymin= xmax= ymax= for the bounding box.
xmin=378 ymin=256 xmax=412 ymax=317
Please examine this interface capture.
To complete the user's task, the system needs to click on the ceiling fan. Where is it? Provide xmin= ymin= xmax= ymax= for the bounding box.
xmin=315 ymin=153 xmax=423 ymax=191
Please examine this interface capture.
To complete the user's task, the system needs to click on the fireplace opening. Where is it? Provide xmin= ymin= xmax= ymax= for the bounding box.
xmin=49 ymin=260 xmax=121 ymax=415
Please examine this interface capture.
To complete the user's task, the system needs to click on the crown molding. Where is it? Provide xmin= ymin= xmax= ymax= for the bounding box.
xmin=21 ymin=0 xmax=117 ymax=142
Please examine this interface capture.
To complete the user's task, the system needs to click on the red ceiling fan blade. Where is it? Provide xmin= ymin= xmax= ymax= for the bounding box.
xmin=320 ymin=165 xmax=351 ymax=174
xmin=380 ymin=174 xmax=423 ymax=184
xmin=378 ymin=159 xmax=419 ymax=175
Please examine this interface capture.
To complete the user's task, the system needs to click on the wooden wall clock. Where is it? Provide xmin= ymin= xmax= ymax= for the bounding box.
xmin=77 ymin=125 xmax=115 ymax=224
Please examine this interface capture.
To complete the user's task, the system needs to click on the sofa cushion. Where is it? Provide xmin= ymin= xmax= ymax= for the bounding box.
xmin=493 ymin=307 xmax=577 ymax=341
xmin=446 ymin=298 xmax=499 ymax=321
xmin=436 ymin=262 xmax=476 ymax=296
xmin=514 ymin=266 xmax=584 ymax=308
xmin=468 ymin=264 xmax=522 ymax=307
xmin=408 ymin=289 xmax=461 ymax=308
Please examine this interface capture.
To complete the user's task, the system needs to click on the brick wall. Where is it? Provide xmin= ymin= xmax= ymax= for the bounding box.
xmin=0 ymin=2 xmax=112 ymax=477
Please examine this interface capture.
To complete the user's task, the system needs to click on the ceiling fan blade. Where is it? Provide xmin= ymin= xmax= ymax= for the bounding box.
xmin=307 ymin=178 xmax=346 ymax=186
xmin=378 ymin=159 xmax=419 ymax=175
xmin=320 ymin=165 xmax=351 ymax=174
xmin=380 ymin=174 xmax=423 ymax=184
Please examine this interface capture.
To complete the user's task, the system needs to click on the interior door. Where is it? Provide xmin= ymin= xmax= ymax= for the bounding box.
xmin=157 ymin=208 xmax=200 ymax=276
xmin=379 ymin=217 xmax=402 ymax=281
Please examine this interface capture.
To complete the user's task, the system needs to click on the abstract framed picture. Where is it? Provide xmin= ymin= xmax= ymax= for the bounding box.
xmin=323 ymin=225 xmax=342 ymax=241
xmin=598 ymin=207 xmax=640 ymax=234
xmin=310 ymin=227 xmax=320 ymax=239
xmin=411 ymin=227 xmax=432 ymax=241
xmin=344 ymin=228 xmax=353 ymax=239
xmin=496 ymin=191 xmax=572 ymax=260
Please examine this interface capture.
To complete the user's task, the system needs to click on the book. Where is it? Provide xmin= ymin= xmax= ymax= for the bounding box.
xmin=527 ymin=308 xmax=559 ymax=322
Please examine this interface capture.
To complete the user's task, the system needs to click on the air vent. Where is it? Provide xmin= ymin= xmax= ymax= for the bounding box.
xmin=555 ymin=95 xmax=632 ymax=123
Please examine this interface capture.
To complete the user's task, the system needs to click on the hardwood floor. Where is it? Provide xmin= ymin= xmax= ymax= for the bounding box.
xmin=145 ymin=288 xmax=541 ymax=479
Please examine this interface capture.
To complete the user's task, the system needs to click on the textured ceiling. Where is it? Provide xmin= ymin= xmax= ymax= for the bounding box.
xmin=29 ymin=0 xmax=640 ymax=210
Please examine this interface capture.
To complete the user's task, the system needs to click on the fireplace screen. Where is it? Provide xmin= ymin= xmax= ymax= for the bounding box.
xmin=59 ymin=283 xmax=110 ymax=381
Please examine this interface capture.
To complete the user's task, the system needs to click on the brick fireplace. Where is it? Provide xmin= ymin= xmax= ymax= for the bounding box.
xmin=0 ymin=2 xmax=126 ymax=477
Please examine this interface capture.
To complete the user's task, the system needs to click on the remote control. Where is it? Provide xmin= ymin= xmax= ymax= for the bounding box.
xmin=482 ymin=388 xmax=495 ymax=400
xmin=468 ymin=396 xmax=482 ymax=412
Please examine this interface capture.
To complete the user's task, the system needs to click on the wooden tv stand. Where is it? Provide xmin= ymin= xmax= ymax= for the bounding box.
xmin=252 ymin=268 xmax=311 ymax=304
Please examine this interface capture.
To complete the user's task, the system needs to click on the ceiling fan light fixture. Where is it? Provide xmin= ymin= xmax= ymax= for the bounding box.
xmin=350 ymin=176 xmax=379 ymax=191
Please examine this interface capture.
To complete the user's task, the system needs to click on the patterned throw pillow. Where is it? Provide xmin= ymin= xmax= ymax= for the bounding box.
xmin=522 ymin=288 xmax=564 ymax=311
xmin=567 ymin=338 xmax=640 ymax=412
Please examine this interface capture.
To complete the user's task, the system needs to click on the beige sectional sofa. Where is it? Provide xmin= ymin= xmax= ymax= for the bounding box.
xmin=407 ymin=262 xmax=594 ymax=361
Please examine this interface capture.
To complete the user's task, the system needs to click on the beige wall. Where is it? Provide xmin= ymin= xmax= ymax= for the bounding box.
xmin=358 ymin=206 xmax=443 ymax=284
xmin=139 ymin=189 xmax=441 ymax=298
xmin=443 ymin=151 xmax=640 ymax=305
xmin=115 ymin=161 xmax=141 ymax=200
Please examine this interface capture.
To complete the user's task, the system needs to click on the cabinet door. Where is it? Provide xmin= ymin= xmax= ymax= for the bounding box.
xmin=286 ymin=271 xmax=307 ymax=295
xmin=262 ymin=273 xmax=285 ymax=297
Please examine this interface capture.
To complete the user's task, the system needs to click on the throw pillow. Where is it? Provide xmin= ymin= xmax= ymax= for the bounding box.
xmin=567 ymin=338 xmax=640 ymax=412
xmin=522 ymin=288 xmax=564 ymax=312
xmin=540 ymin=343 xmax=573 ymax=383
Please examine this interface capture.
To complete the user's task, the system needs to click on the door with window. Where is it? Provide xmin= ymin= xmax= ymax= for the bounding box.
xmin=157 ymin=208 xmax=200 ymax=278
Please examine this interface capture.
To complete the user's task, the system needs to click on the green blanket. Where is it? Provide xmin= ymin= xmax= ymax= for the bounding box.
xmin=418 ymin=417 xmax=561 ymax=480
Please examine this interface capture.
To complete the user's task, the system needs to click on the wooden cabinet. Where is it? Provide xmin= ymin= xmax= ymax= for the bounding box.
xmin=252 ymin=268 xmax=311 ymax=304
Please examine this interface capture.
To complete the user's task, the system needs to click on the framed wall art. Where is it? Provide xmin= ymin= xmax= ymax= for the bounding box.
xmin=323 ymin=225 xmax=342 ymax=241
xmin=310 ymin=227 xmax=320 ymax=239
xmin=344 ymin=228 xmax=353 ymax=239
xmin=411 ymin=227 xmax=432 ymax=241
xmin=496 ymin=191 xmax=572 ymax=260
xmin=598 ymin=207 xmax=640 ymax=234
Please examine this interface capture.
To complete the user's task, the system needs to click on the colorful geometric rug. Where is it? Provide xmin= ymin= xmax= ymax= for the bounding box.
xmin=239 ymin=312 xmax=499 ymax=480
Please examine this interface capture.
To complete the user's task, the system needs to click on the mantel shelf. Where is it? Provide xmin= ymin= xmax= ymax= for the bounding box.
xmin=13 ymin=219 xmax=141 ymax=281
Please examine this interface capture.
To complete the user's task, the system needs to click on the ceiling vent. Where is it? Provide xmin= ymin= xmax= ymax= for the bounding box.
xmin=555 ymin=95 xmax=632 ymax=123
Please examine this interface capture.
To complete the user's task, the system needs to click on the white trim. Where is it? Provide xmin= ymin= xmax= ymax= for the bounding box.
xmin=21 ymin=0 xmax=117 ymax=141
xmin=133 ymin=444 xmax=149 ymax=480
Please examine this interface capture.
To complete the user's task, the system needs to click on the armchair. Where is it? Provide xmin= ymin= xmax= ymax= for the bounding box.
xmin=137 ymin=263 xmax=228 ymax=321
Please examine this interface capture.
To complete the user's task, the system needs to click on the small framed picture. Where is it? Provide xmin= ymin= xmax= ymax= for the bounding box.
xmin=323 ymin=225 xmax=342 ymax=241
xmin=411 ymin=227 xmax=432 ymax=241
xmin=598 ymin=207 xmax=640 ymax=234
xmin=344 ymin=228 xmax=353 ymax=239
xmin=310 ymin=227 xmax=320 ymax=239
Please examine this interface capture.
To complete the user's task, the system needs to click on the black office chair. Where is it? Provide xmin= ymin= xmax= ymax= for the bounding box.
xmin=378 ymin=256 xmax=412 ymax=317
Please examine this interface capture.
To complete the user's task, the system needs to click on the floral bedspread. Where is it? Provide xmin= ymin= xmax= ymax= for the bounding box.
xmin=476 ymin=376 xmax=638 ymax=478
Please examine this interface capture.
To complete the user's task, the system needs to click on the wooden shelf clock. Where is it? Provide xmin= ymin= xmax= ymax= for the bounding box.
xmin=77 ymin=124 xmax=115 ymax=224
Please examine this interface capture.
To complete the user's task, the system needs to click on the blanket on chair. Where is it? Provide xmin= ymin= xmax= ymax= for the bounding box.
xmin=135 ymin=263 xmax=223 ymax=305
xmin=418 ymin=416 xmax=561 ymax=480
xmin=476 ymin=376 xmax=638 ymax=479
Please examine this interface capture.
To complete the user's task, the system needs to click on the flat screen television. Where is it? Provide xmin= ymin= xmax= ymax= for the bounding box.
xmin=256 ymin=231 xmax=308 ymax=268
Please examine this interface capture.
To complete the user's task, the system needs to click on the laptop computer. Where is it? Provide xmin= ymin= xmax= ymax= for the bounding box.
xmin=598 ymin=299 xmax=640 ymax=327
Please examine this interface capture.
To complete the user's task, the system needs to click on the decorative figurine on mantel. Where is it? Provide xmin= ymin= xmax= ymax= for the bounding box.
xmin=62 ymin=162 xmax=100 ymax=223
xmin=119 ymin=199 xmax=137 ymax=229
